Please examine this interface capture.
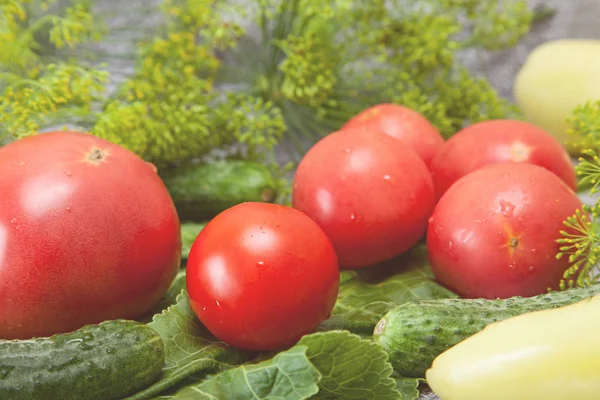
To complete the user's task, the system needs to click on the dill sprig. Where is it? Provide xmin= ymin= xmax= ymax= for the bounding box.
xmin=0 ymin=0 xmax=107 ymax=141
xmin=2 ymin=0 xmax=539 ymax=163
xmin=557 ymin=101 xmax=600 ymax=288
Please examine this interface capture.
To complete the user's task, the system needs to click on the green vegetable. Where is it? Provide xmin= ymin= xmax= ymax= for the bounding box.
xmin=373 ymin=283 xmax=600 ymax=378
xmin=320 ymin=245 xmax=457 ymax=334
xmin=181 ymin=222 xmax=207 ymax=259
xmin=0 ymin=319 xmax=164 ymax=400
xmin=161 ymin=160 xmax=279 ymax=222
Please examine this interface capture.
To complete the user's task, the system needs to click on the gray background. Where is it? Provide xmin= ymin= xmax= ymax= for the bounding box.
xmin=95 ymin=1 xmax=599 ymax=399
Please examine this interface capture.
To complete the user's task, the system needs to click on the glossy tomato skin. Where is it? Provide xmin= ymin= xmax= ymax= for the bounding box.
xmin=427 ymin=162 xmax=583 ymax=299
xmin=292 ymin=128 xmax=435 ymax=269
xmin=186 ymin=202 xmax=339 ymax=351
xmin=0 ymin=132 xmax=181 ymax=339
xmin=430 ymin=119 xmax=576 ymax=200
xmin=341 ymin=103 xmax=445 ymax=168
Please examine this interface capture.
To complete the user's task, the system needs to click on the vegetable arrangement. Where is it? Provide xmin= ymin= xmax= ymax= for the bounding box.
xmin=2 ymin=1 xmax=600 ymax=400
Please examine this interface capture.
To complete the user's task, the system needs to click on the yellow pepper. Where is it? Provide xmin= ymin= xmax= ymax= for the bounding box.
xmin=514 ymin=39 xmax=600 ymax=154
xmin=426 ymin=295 xmax=600 ymax=400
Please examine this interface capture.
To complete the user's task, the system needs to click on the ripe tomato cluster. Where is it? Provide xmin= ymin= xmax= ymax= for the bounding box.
xmin=187 ymin=103 xmax=584 ymax=351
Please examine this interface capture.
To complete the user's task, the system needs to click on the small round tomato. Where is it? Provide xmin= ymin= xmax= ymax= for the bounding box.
xmin=430 ymin=119 xmax=576 ymax=200
xmin=341 ymin=103 xmax=445 ymax=168
xmin=427 ymin=162 xmax=583 ymax=299
xmin=292 ymin=127 xmax=435 ymax=269
xmin=186 ymin=202 xmax=339 ymax=351
xmin=0 ymin=131 xmax=181 ymax=339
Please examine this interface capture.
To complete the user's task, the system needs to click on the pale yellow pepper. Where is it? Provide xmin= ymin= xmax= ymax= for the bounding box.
xmin=514 ymin=39 xmax=600 ymax=154
xmin=426 ymin=295 xmax=600 ymax=400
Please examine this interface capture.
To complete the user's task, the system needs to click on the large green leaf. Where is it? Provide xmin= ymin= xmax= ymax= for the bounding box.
xmin=127 ymin=291 xmax=252 ymax=399
xmin=161 ymin=346 xmax=321 ymax=400
xmin=298 ymin=330 xmax=401 ymax=399
xmin=321 ymin=245 xmax=457 ymax=334
xmin=392 ymin=372 xmax=422 ymax=400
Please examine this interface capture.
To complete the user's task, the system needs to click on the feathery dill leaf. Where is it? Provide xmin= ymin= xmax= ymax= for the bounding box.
xmin=90 ymin=0 xmax=285 ymax=167
xmin=2 ymin=0 xmax=535 ymax=163
xmin=0 ymin=0 xmax=107 ymax=141
xmin=557 ymin=102 xmax=600 ymax=288
xmin=209 ymin=0 xmax=533 ymax=156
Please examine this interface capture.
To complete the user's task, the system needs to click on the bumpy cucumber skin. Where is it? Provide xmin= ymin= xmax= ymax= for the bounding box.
xmin=373 ymin=284 xmax=600 ymax=378
xmin=161 ymin=160 xmax=279 ymax=221
xmin=0 ymin=320 xmax=165 ymax=400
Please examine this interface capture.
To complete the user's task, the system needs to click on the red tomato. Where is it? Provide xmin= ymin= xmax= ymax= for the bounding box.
xmin=427 ymin=162 xmax=583 ymax=299
xmin=186 ymin=202 xmax=339 ymax=351
xmin=0 ymin=132 xmax=181 ymax=339
xmin=430 ymin=119 xmax=576 ymax=200
xmin=341 ymin=103 xmax=445 ymax=167
xmin=292 ymin=127 xmax=435 ymax=269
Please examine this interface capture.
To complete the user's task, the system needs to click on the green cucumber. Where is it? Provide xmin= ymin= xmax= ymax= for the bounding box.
xmin=373 ymin=284 xmax=600 ymax=378
xmin=161 ymin=160 xmax=279 ymax=221
xmin=0 ymin=319 xmax=164 ymax=400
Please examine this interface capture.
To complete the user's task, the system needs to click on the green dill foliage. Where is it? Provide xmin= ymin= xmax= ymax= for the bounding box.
xmin=1 ymin=0 xmax=535 ymax=164
xmin=90 ymin=0 xmax=286 ymax=167
xmin=208 ymin=0 xmax=532 ymax=156
xmin=557 ymin=101 xmax=600 ymax=289
xmin=565 ymin=100 xmax=600 ymax=154
xmin=0 ymin=0 xmax=108 ymax=141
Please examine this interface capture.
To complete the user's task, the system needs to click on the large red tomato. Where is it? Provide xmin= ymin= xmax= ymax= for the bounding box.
xmin=292 ymin=127 xmax=435 ymax=269
xmin=341 ymin=103 xmax=445 ymax=167
xmin=430 ymin=119 xmax=576 ymax=200
xmin=0 ymin=132 xmax=181 ymax=339
xmin=427 ymin=162 xmax=583 ymax=299
xmin=186 ymin=202 xmax=339 ymax=351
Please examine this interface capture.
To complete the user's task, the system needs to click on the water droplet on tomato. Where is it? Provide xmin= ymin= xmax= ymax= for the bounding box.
xmin=344 ymin=148 xmax=351 ymax=154
xmin=531 ymin=248 xmax=538 ymax=254
xmin=274 ymin=223 xmax=280 ymax=228
xmin=448 ymin=241 xmax=454 ymax=249
xmin=17 ymin=161 xmax=26 ymax=167
xmin=202 ymin=307 xmax=206 ymax=311
xmin=9 ymin=218 xmax=16 ymax=224
xmin=509 ymin=262 xmax=517 ymax=270
xmin=527 ymin=265 xmax=535 ymax=272
xmin=428 ymin=216 xmax=434 ymax=224
xmin=257 ymin=261 xmax=265 ymax=266
xmin=215 ymin=300 xmax=221 ymax=307
xmin=64 ymin=171 xmax=72 ymax=177
xmin=383 ymin=174 xmax=391 ymax=181
xmin=499 ymin=200 xmax=515 ymax=217
xmin=66 ymin=207 xmax=71 ymax=212
xmin=350 ymin=213 xmax=356 ymax=221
